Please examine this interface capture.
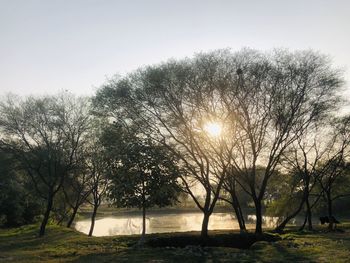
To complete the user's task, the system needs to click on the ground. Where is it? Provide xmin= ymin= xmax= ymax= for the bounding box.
xmin=1 ymin=223 xmax=350 ymax=262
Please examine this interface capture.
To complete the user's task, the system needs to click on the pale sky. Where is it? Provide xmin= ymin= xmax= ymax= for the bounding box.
xmin=1 ymin=0 xmax=350 ymax=97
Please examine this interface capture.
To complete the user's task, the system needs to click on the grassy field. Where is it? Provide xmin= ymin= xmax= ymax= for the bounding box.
xmin=1 ymin=223 xmax=350 ymax=262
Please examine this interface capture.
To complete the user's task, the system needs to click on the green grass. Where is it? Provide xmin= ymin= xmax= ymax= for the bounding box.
xmin=1 ymin=223 xmax=350 ymax=262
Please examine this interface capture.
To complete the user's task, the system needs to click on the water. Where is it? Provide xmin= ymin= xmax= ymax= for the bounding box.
xmin=74 ymin=212 xmax=279 ymax=237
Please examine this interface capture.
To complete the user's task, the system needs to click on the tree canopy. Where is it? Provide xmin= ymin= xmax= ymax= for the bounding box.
xmin=93 ymin=48 xmax=344 ymax=235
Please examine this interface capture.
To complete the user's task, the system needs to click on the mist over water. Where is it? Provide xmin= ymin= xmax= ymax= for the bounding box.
xmin=74 ymin=212 xmax=280 ymax=237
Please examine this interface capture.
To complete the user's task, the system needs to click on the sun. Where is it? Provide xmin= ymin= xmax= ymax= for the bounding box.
xmin=203 ymin=122 xmax=222 ymax=137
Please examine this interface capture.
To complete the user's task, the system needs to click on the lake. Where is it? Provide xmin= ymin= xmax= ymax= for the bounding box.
xmin=74 ymin=212 xmax=280 ymax=237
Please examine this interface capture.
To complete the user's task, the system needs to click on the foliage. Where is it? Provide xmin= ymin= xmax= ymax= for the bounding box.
xmin=0 ymin=151 xmax=42 ymax=227
xmin=0 ymin=48 xmax=348 ymax=237
xmin=0 ymin=94 xmax=92 ymax=235
xmin=93 ymin=48 xmax=344 ymax=235
xmin=105 ymin=125 xmax=182 ymax=210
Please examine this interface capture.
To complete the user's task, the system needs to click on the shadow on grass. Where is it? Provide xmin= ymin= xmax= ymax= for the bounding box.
xmin=146 ymin=232 xmax=280 ymax=249
xmin=0 ymin=225 xmax=79 ymax=252
xmin=70 ymin=248 xmax=206 ymax=263
xmin=2 ymin=223 xmax=349 ymax=262
xmin=261 ymin=242 xmax=316 ymax=262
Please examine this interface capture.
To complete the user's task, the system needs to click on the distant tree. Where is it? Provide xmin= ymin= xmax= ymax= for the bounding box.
xmin=220 ymin=167 xmax=247 ymax=232
xmin=51 ymin=191 xmax=71 ymax=225
xmin=276 ymin=126 xmax=328 ymax=231
xmin=63 ymin=168 xmax=92 ymax=228
xmin=317 ymin=116 xmax=350 ymax=230
xmin=80 ymin=125 xmax=110 ymax=237
xmin=0 ymin=94 xmax=91 ymax=236
xmin=104 ymin=125 xmax=181 ymax=243
xmin=266 ymin=170 xmax=304 ymax=229
xmin=63 ymin=119 xmax=108 ymax=229
xmin=322 ymin=166 xmax=350 ymax=223
xmin=0 ymin=150 xmax=42 ymax=226
xmin=273 ymin=117 xmax=350 ymax=232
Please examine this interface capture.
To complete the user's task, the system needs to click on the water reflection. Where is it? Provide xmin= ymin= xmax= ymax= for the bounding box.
xmin=74 ymin=212 xmax=279 ymax=237
xmin=247 ymin=215 xmax=279 ymax=228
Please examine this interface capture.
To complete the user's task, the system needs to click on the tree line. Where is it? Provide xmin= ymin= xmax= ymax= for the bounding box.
xmin=0 ymin=48 xmax=349 ymax=239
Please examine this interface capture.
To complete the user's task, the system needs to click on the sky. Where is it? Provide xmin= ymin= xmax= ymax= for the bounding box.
xmin=0 ymin=0 xmax=350 ymax=97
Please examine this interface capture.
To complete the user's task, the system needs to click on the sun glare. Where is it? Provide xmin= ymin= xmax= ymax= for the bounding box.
xmin=203 ymin=122 xmax=222 ymax=137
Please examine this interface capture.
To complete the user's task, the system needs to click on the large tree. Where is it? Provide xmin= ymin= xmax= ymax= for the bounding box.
xmin=93 ymin=55 xmax=234 ymax=238
xmin=217 ymin=49 xmax=342 ymax=233
xmin=0 ymin=94 xmax=91 ymax=236
xmin=94 ymin=48 xmax=343 ymax=235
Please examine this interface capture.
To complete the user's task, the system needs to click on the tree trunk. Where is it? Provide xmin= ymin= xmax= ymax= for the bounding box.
xmin=299 ymin=212 xmax=308 ymax=231
xmin=137 ymin=204 xmax=147 ymax=246
xmin=254 ymin=198 xmax=263 ymax=234
xmin=275 ymin=198 xmax=305 ymax=233
xmin=274 ymin=175 xmax=316 ymax=233
xmin=305 ymin=198 xmax=313 ymax=230
xmin=67 ymin=204 xmax=79 ymax=228
xmin=88 ymin=204 xmax=98 ymax=237
xmin=231 ymin=200 xmax=246 ymax=232
xmin=39 ymin=194 xmax=53 ymax=237
xmin=327 ymin=191 xmax=334 ymax=230
xmin=229 ymin=176 xmax=246 ymax=232
xmin=201 ymin=212 xmax=210 ymax=238
xmin=142 ymin=205 xmax=146 ymax=237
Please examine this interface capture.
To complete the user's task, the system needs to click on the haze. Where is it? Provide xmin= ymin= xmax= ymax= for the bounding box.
xmin=0 ymin=0 xmax=349 ymax=96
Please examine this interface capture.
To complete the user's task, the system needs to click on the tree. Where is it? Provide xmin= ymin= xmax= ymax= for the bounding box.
xmin=266 ymin=169 xmax=305 ymax=232
xmin=217 ymin=49 xmax=342 ymax=233
xmin=276 ymin=126 xmax=329 ymax=231
xmin=106 ymin=125 xmax=181 ymax=243
xmin=93 ymin=48 xmax=343 ymax=235
xmin=83 ymin=143 xmax=109 ymax=237
xmin=93 ymin=55 xmax=233 ymax=238
xmin=63 ymin=168 xmax=92 ymax=228
xmin=272 ymin=116 xmax=350 ymax=232
xmin=220 ymin=167 xmax=247 ymax=232
xmin=317 ymin=116 xmax=350 ymax=230
xmin=0 ymin=150 xmax=42 ymax=226
xmin=0 ymin=94 xmax=91 ymax=236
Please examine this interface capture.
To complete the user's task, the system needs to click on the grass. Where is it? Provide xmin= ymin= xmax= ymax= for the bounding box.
xmin=1 ymin=223 xmax=350 ymax=262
